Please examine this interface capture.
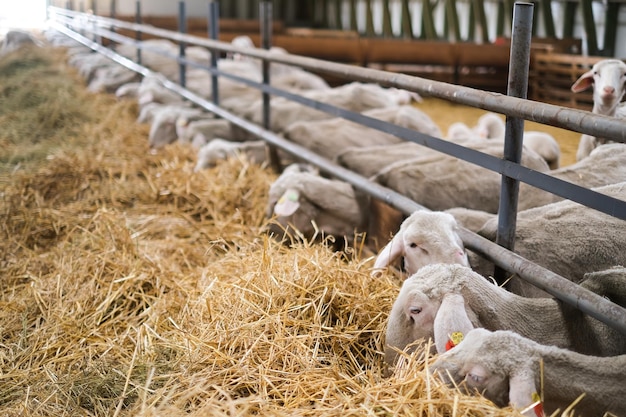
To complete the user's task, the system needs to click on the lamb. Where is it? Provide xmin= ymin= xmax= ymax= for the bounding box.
xmin=194 ymin=139 xmax=269 ymax=171
xmin=570 ymin=59 xmax=626 ymax=161
xmin=431 ymin=328 xmax=626 ymax=417
xmin=346 ymin=140 xmax=549 ymax=213
xmin=136 ymin=75 xmax=185 ymax=107
xmin=87 ymin=64 xmax=140 ymax=94
xmin=0 ymin=30 xmax=41 ymax=56
xmin=517 ymin=143 xmax=626 ymax=210
xmin=384 ymin=264 xmax=626 ymax=366
xmin=474 ymin=112 xmax=561 ymax=169
xmin=265 ymin=163 xmax=368 ymax=247
xmin=284 ymin=105 xmax=442 ymax=160
xmin=371 ymin=210 xmax=470 ymax=277
xmin=176 ymin=117 xmax=253 ymax=147
xmin=474 ymin=181 xmax=626 ymax=297
xmin=148 ymin=106 xmax=205 ymax=149
xmin=241 ymin=82 xmax=423 ymax=133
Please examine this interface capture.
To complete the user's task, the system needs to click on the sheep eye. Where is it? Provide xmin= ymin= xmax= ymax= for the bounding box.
xmin=409 ymin=307 xmax=422 ymax=315
xmin=409 ymin=242 xmax=418 ymax=248
xmin=466 ymin=373 xmax=485 ymax=385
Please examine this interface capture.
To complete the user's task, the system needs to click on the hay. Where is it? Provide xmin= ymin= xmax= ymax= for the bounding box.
xmin=0 ymin=44 xmax=530 ymax=417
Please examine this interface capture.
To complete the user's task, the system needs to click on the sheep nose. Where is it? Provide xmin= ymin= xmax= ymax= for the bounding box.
xmin=603 ymin=86 xmax=615 ymax=95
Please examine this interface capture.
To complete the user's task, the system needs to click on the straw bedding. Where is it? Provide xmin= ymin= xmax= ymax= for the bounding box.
xmin=1 ymin=43 xmax=529 ymax=416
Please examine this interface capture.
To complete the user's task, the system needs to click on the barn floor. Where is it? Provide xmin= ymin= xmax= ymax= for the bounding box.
xmin=0 ymin=41 xmax=579 ymax=416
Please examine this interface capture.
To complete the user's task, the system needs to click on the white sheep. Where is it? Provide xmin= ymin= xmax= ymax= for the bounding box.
xmin=432 ymin=328 xmax=626 ymax=417
xmin=348 ymin=140 xmax=549 ymax=213
xmin=148 ymin=105 xmax=205 ymax=149
xmin=242 ymin=82 xmax=424 ymax=133
xmin=87 ymin=65 xmax=140 ymax=94
xmin=115 ymin=81 xmax=142 ymax=100
xmin=474 ymin=112 xmax=561 ymax=169
xmin=136 ymin=75 xmax=185 ymax=107
xmin=570 ymin=59 xmax=626 ymax=161
xmin=265 ymin=163 xmax=368 ymax=246
xmin=176 ymin=117 xmax=252 ymax=147
xmin=384 ymin=263 xmax=626 ymax=365
xmin=371 ymin=210 xmax=470 ymax=277
xmin=517 ymin=143 xmax=626 ymax=210
xmin=194 ymin=139 xmax=268 ymax=171
xmin=285 ymin=105 xmax=442 ymax=160
xmin=474 ymin=180 xmax=626 ymax=297
xmin=0 ymin=30 xmax=41 ymax=56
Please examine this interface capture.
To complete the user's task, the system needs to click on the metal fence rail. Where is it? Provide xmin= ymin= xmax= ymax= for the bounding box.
xmin=46 ymin=4 xmax=626 ymax=335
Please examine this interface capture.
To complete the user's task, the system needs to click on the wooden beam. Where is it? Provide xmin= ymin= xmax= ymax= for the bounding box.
xmin=400 ymin=0 xmax=414 ymax=38
xmin=445 ymin=0 xmax=461 ymax=41
xmin=421 ymin=0 xmax=438 ymax=39
xmin=580 ymin=0 xmax=599 ymax=55
xmin=562 ymin=1 xmax=577 ymax=38
xmin=472 ymin=0 xmax=490 ymax=43
xmin=365 ymin=0 xmax=375 ymax=36
xmin=540 ymin=0 xmax=556 ymax=38
xmin=382 ymin=0 xmax=394 ymax=37
xmin=602 ymin=2 xmax=620 ymax=56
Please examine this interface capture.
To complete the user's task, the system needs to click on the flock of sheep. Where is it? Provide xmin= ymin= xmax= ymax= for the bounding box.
xmin=8 ymin=27 xmax=626 ymax=417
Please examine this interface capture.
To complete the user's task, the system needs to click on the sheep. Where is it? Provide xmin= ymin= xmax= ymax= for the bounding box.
xmin=194 ymin=139 xmax=269 ymax=171
xmin=87 ymin=65 xmax=140 ymax=94
xmin=474 ymin=112 xmax=561 ymax=169
xmin=0 ymin=30 xmax=41 ymax=56
xmin=431 ymin=328 xmax=626 ymax=417
xmin=473 ymin=181 xmax=626 ymax=297
xmin=347 ymin=140 xmax=549 ymax=213
xmin=384 ymin=263 xmax=626 ymax=366
xmin=136 ymin=75 xmax=185 ymax=107
xmin=148 ymin=106 xmax=205 ymax=149
xmin=371 ymin=210 xmax=470 ymax=278
xmin=284 ymin=105 xmax=442 ymax=160
xmin=241 ymin=82 xmax=424 ymax=133
xmin=265 ymin=163 xmax=368 ymax=247
xmin=443 ymin=207 xmax=496 ymax=233
xmin=175 ymin=117 xmax=254 ymax=148
xmin=115 ymin=81 xmax=142 ymax=100
xmin=570 ymin=59 xmax=626 ymax=161
xmin=517 ymin=143 xmax=626 ymax=211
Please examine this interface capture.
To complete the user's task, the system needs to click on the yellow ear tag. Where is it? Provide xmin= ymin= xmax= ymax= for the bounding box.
xmin=445 ymin=331 xmax=464 ymax=351
xmin=531 ymin=392 xmax=544 ymax=417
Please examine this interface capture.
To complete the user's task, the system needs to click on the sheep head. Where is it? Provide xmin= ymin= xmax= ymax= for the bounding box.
xmin=571 ymin=59 xmax=626 ymax=114
xmin=384 ymin=264 xmax=480 ymax=365
xmin=372 ymin=211 xmax=469 ymax=277
xmin=432 ymin=328 xmax=541 ymax=415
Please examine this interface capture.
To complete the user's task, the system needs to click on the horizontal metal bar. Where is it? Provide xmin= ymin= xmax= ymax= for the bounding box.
xmin=49 ymin=21 xmax=626 ymax=336
xmin=47 ymin=6 xmax=626 ymax=142
xmin=54 ymin=14 xmax=626 ymax=221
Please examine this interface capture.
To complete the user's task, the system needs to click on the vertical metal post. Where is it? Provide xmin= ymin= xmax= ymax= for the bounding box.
xmin=135 ymin=1 xmax=142 ymax=65
xmin=494 ymin=1 xmax=533 ymax=283
xmin=260 ymin=0 xmax=281 ymax=173
xmin=208 ymin=1 xmax=219 ymax=105
xmin=178 ymin=1 xmax=187 ymax=88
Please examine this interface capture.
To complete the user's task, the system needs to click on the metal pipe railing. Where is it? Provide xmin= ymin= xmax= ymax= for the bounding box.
xmin=45 ymin=14 xmax=626 ymax=336
xmin=47 ymin=6 xmax=626 ymax=142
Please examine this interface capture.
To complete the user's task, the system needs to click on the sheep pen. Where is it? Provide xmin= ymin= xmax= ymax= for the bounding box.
xmin=1 ymin=40 xmax=583 ymax=417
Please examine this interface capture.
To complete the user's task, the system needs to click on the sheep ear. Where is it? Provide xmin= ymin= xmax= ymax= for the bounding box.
xmin=373 ymin=231 xmax=405 ymax=271
xmin=571 ymin=70 xmax=594 ymax=93
xmin=273 ymin=188 xmax=300 ymax=217
xmin=508 ymin=373 xmax=539 ymax=415
xmin=433 ymin=293 xmax=475 ymax=354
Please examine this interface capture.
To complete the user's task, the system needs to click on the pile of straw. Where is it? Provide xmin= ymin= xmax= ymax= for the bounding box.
xmin=0 ymin=42 xmax=525 ymax=416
